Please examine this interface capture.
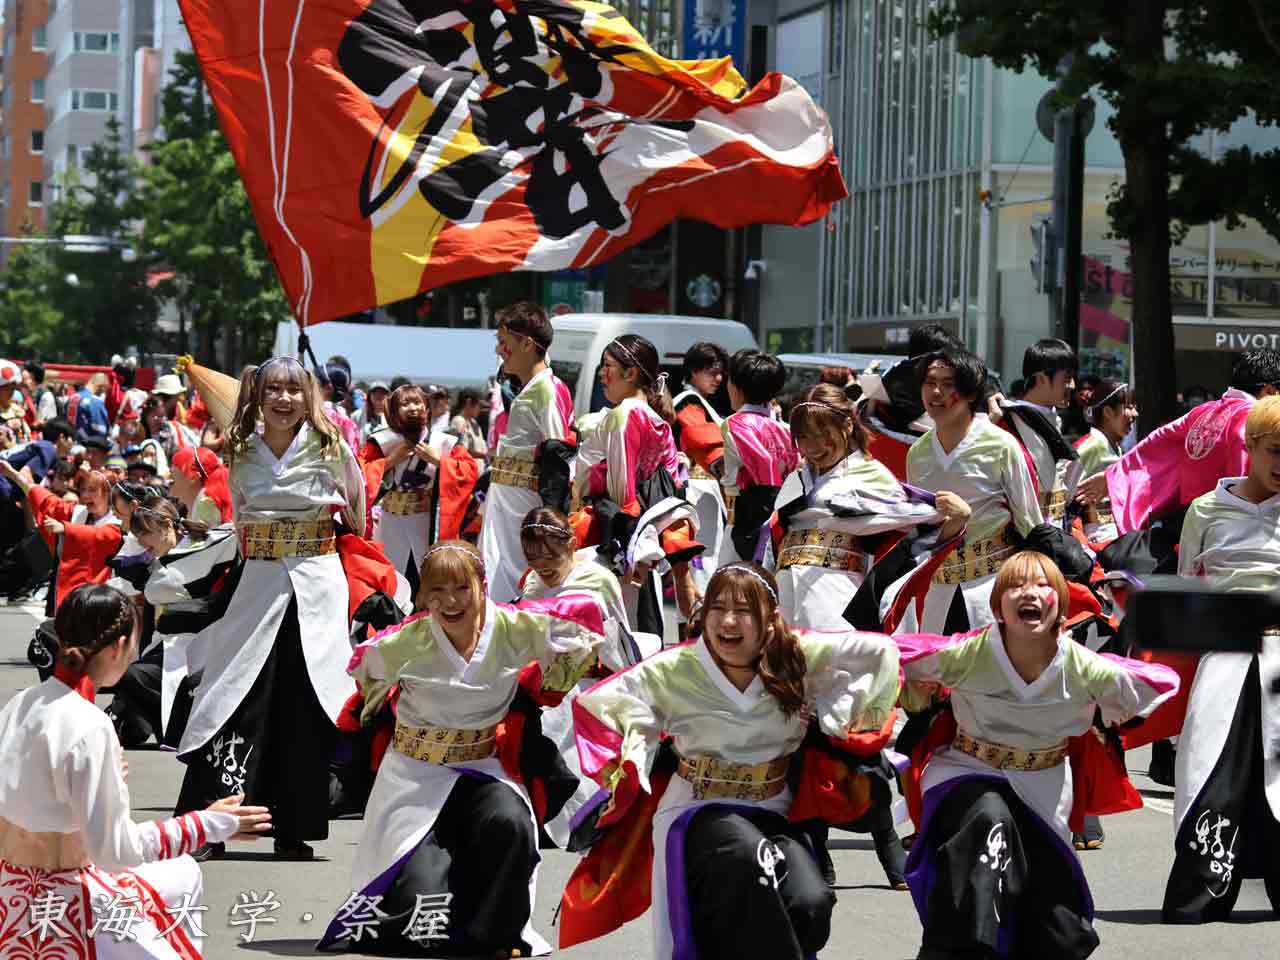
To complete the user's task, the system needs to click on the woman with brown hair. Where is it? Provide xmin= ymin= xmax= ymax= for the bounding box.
xmin=570 ymin=562 xmax=901 ymax=960
xmin=320 ymin=539 xmax=604 ymax=957
xmin=363 ymin=383 xmax=458 ymax=595
xmin=575 ymin=333 xmax=701 ymax=638
xmin=779 ymin=382 xmax=967 ymax=631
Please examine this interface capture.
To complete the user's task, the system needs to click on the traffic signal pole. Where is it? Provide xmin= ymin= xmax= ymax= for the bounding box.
xmin=1052 ymin=105 xmax=1087 ymax=351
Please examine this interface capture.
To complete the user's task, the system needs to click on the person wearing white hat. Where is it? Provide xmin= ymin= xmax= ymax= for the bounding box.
xmin=0 ymin=359 xmax=30 ymax=447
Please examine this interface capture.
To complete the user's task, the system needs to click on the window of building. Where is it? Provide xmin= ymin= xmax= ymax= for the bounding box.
xmin=32 ymin=26 xmax=48 ymax=50
xmin=30 ymin=130 xmax=43 ymax=154
xmin=29 ymin=181 xmax=43 ymax=206
xmin=32 ymin=77 xmax=45 ymax=102
xmin=71 ymin=89 xmax=119 ymax=112
xmin=74 ymin=31 xmax=120 ymax=53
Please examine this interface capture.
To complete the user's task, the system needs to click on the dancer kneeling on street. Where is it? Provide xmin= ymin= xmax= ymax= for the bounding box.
xmin=568 ymin=563 xmax=901 ymax=960
xmin=0 ymin=583 xmax=269 ymax=960
xmin=898 ymin=551 xmax=1179 ymax=960
xmin=320 ymin=539 xmax=604 ymax=957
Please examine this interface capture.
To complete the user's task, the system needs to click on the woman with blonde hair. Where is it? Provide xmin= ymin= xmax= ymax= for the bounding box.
xmin=898 ymin=551 xmax=1179 ymax=959
xmin=1163 ymin=394 xmax=1280 ymax=922
xmin=320 ymin=538 xmax=604 ymax=956
xmin=173 ymin=356 xmax=365 ymax=861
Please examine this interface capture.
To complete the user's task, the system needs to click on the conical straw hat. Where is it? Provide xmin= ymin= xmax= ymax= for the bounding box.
xmin=174 ymin=355 xmax=240 ymax=431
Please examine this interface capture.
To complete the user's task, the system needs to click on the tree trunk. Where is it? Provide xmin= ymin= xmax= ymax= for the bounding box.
xmin=1118 ymin=1 xmax=1179 ymax=438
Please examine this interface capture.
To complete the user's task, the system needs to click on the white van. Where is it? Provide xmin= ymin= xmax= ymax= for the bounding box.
xmin=549 ymin=313 xmax=758 ymax=413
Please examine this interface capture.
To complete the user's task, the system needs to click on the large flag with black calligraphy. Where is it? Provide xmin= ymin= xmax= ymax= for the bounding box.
xmin=177 ymin=0 xmax=848 ymax=324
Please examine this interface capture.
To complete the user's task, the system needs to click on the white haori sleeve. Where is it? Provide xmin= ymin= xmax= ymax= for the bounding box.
xmin=64 ymin=722 xmax=238 ymax=871
xmin=799 ymin=629 xmax=901 ymax=737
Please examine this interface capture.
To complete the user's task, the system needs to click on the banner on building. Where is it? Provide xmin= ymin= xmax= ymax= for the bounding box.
xmin=178 ymin=0 xmax=848 ymax=325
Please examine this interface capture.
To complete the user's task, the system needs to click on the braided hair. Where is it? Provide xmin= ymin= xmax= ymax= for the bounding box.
xmin=53 ymin=584 xmax=139 ymax=672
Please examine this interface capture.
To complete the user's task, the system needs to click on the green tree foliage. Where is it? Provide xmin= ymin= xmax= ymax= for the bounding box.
xmin=140 ymin=51 xmax=288 ymax=372
xmin=929 ymin=1 xmax=1280 ymax=433
xmin=0 ymin=117 xmax=155 ymax=362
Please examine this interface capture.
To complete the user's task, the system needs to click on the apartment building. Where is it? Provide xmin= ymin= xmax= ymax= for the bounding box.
xmin=43 ymin=0 xmax=124 ymax=187
xmin=0 ymin=0 xmax=49 ymax=239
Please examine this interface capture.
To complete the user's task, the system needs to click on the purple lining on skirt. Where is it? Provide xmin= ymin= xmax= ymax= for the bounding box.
xmin=663 ymin=803 xmax=817 ymax=960
xmin=903 ymin=774 xmax=1095 ymax=960
xmin=569 ymin=787 xmax=611 ymax=832
xmin=315 ymin=767 xmax=518 ymax=950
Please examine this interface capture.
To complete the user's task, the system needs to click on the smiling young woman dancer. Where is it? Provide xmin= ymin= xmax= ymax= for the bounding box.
xmin=897 ymin=551 xmax=1179 ymax=960
xmin=576 ymin=334 xmax=701 ymax=636
xmin=0 ymin=583 xmax=270 ymax=960
xmin=320 ymin=539 xmax=604 ymax=957
xmin=569 ymin=563 xmax=901 ymax=960
xmin=519 ymin=506 xmax=639 ymax=847
xmin=173 ymin=356 xmax=365 ymax=862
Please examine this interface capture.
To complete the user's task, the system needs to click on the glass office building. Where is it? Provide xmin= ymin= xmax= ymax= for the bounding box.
xmin=766 ymin=0 xmax=1280 ymax=389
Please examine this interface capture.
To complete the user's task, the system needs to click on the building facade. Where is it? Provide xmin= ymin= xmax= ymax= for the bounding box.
xmin=765 ymin=0 xmax=1280 ymax=390
xmin=0 ymin=0 xmax=49 ymax=239
xmin=43 ymin=0 xmax=125 ymax=187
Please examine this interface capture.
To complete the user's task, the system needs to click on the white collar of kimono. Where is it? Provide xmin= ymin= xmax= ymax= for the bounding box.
xmin=1224 ymin=387 xmax=1255 ymax=403
xmin=1214 ymin=476 xmax=1280 ymax=513
xmin=432 ymin=598 xmax=496 ymax=673
xmin=738 ymin=403 xmax=771 ymax=417
xmin=807 ymin=448 xmax=865 ymax=484
xmin=929 ymin=412 xmax=987 ymax=468
xmin=1089 ymin=427 xmax=1120 ymax=456
xmin=694 ymin=633 xmax=765 ymax=708
xmin=255 ymin=421 xmax=310 ymax=476
xmin=518 ymin=366 xmax=554 ymax=398
xmin=987 ymin=623 xmax=1067 ymax=700
xmin=1020 ymin=399 xmax=1061 ymax=421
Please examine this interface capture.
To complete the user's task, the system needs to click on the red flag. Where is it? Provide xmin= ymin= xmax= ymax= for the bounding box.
xmin=178 ymin=0 xmax=848 ymax=324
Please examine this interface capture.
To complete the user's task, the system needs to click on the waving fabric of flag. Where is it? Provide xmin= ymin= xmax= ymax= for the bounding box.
xmin=178 ymin=0 xmax=849 ymax=325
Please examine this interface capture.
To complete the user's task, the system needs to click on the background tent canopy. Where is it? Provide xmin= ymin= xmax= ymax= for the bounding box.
xmin=273 ymin=322 xmax=498 ymax=389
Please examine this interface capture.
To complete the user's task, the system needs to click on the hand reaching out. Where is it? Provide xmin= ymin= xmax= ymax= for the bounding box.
xmin=206 ymin=794 xmax=272 ymax=840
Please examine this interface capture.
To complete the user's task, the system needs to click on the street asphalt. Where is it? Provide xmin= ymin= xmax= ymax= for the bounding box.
xmin=1 ymin=599 xmax=1278 ymax=959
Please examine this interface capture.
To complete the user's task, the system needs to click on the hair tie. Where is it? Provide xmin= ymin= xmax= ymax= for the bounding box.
xmin=253 ymin=356 xmax=306 ymax=386
xmin=714 ymin=563 xmax=779 ymax=606
xmin=521 ymin=522 xmax=573 ymax=538
xmin=423 ymin=543 xmax=485 ymax=569
xmin=654 ymin=371 xmax=669 ymax=392
xmin=608 ymin=339 xmax=657 ymax=384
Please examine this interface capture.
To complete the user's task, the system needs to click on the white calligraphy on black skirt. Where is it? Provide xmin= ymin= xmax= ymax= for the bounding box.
xmin=206 ymin=732 xmax=253 ymax=795
xmin=1191 ymin=810 xmax=1238 ymax=897
xmin=978 ymin=823 xmax=1012 ymax=923
xmin=756 ymin=839 xmax=789 ymax=890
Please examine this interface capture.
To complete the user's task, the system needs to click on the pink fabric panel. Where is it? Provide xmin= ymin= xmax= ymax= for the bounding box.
xmin=509 ymin=592 xmax=606 ymax=637
xmin=1096 ymin=652 xmax=1181 ymax=697
xmin=727 ymin=412 xmax=797 ymax=487
xmin=1107 ymin=397 xmax=1251 ymax=534
xmin=894 ymin=627 xmax=987 ymax=665
xmin=572 ymin=694 xmax=625 ymax=780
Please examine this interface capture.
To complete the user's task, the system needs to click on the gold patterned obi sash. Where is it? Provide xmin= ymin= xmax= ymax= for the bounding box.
xmin=932 ymin=526 xmax=1014 ymax=585
xmin=491 ymin=455 xmax=540 ymax=491
xmin=689 ymin=464 xmax=717 ymax=482
xmin=951 ymin=729 xmax=1067 ymax=772
xmin=1041 ymin=488 xmax=1068 ymax=522
xmin=393 ymin=721 xmax=498 ymax=764
xmin=238 ymin=517 xmax=336 ymax=561
xmin=777 ymin=529 xmax=866 ymax=574
xmin=0 ymin=818 xmax=88 ymax=871
xmin=675 ymin=751 xmax=791 ymax=801
xmin=381 ymin=487 xmax=433 ymax=516
xmin=1085 ymin=502 xmax=1114 ymax=528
